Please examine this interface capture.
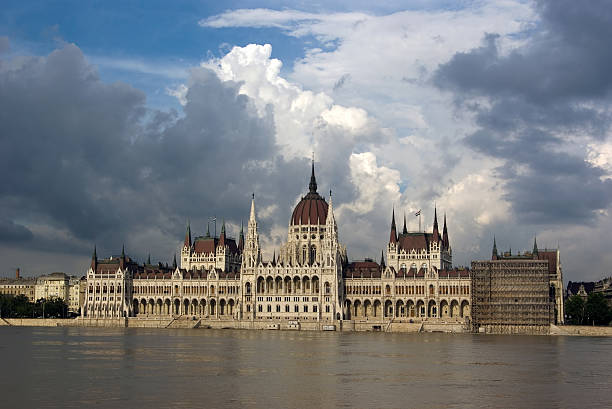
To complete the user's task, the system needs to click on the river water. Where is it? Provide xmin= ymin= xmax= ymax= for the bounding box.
xmin=0 ymin=327 xmax=610 ymax=408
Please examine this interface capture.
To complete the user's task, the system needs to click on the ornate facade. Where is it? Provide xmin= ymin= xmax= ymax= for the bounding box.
xmin=82 ymin=163 xmax=471 ymax=327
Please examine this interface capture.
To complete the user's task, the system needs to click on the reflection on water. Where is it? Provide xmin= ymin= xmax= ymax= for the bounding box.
xmin=0 ymin=327 xmax=610 ymax=408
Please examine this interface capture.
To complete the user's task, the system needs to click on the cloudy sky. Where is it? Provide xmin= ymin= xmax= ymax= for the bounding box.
xmin=1 ymin=0 xmax=611 ymax=282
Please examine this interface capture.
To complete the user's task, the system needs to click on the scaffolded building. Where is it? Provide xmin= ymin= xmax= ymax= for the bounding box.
xmin=471 ymin=239 xmax=555 ymax=334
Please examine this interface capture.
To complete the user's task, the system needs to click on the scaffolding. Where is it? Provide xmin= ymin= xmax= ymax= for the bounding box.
xmin=471 ymin=259 xmax=554 ymax=332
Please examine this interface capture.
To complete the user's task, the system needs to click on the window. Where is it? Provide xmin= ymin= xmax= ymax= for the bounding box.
xmin=313 ymin=305 xmax=317 ymax=313
xmin=304 ymin=305 xmax=308 ymax=313
xmin=294 ymin=305 xmax=299 ymax=313
xmin=325 ymin=305 xmax=330 ymax=313
xmin=267 ymin=305 xmax=271 ymax=312
xmin=258 ymin=305 xmax=263 ymax=312
xmin=285 ymin=305 xmax=290 ymax=312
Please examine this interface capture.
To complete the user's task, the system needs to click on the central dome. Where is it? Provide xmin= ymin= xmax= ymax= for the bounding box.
xmin=290 ymin=162 xmax=328 ymax=225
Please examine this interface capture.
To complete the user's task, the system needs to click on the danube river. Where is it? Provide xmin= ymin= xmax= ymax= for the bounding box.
xmin=0 ymin=327 xmax=610 ymax=408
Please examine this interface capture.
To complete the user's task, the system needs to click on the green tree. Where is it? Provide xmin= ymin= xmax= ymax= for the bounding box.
xmin=584 ymin=293 xmax=612 ymax=326
xmin=565 ymin=295 xmax=586 ymax=325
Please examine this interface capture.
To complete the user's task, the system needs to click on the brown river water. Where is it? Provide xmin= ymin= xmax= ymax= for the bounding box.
xmin=0 ymin=327 xmax=610 ymax=408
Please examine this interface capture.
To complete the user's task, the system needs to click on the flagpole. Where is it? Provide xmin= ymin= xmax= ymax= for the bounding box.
xmin=419 ymin=213 xmax=421 ymax=232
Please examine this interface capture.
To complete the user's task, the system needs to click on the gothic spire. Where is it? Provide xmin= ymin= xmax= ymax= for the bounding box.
xmin=121 ymin=244 xmax=125 ymax=259
xmin=443 ymin=212 xmax=449 ymax=248
xmin=402 ymin=212 xmax=407 ymax=234
xmin=380 ymin=250 xmax=386 ymax=269
xmin=492 ymin=236 xmax=498 ymax=260
xmin=250 ymin=193 xmax=257 ymax=221
xmin=389 ymin=207 xmax=398 ymax=243
xmin=238 ymin=220 xmax=244 ymax=252
xmin=219 ymin=218 xmax=226 ymax=246
xmin=533 ymin=236 xmax=539 ymax=256
xmin=91 ymin=245 xmax=97 ymax=270
xmin=432 ymin=206 xmax=440 ymax=242
xmin=309 ymin=157 xmax=318 ymax=193
xmin=173 ymin=253 xmax=177 ymax=269
xmin=184 ymin=220 xmax=192 ymax=247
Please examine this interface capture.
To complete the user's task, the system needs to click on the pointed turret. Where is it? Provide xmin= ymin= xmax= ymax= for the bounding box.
xmin=326 ymin=190 xmax=337 ymax=235
xmin=532 ymin=236 xmax=539 ymax=257
xmin=147 ymin=253 xmax=151 ymax=265
xmin=402 ymin=212 xmax=407 ymax=235
xmin=219 ymin=219 xmax=226 ymax=246
xmin=120 ymin=244 xmax=126 ymax=269
xmin=432 ymin=206 xmax=440 ymax=242
xmin=442 ymin=212 xmax=449 ymax=249
xmin=250 ymin=193 xmax=256 ymax=221
xmin=91 ymin=245 xmax=97 ymax=270
xmin=492 ymin=236 xmax=498 ymax=260
xmin=238 ymin=220 xmax=244 ymax=252
xmin=173 ymin=253 xmax=177 ymax=269
xmin=389 ymin=207 xmax=398 ymax=244
xmin=272 ymin=250 xmax=276 ymax=266
xmin=380 ymin=250 xmax=386 ymax=270
xmin=309 ymin=158 xmax=317 ymax=193
xmin=244 ymin=193 xmax=261 ymax=268
xmin=184 ymin=221 xmax=192 ymax=247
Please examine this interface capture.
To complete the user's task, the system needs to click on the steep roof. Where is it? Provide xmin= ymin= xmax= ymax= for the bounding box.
xmin=398 ymin=232 xmax=431 ymax=252
xmin=343 ymin=260 xmax=382 ymax=278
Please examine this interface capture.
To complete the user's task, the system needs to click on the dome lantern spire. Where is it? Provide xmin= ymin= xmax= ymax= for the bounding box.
xmin=309 ymin=154 xmax=318 ymax=193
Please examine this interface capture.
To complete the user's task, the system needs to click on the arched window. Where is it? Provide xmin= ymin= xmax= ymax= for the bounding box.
xmin=302 ymin=246 xmax=307 ymax=264
xmin=310 ymin=245 xmax=317 ymax=264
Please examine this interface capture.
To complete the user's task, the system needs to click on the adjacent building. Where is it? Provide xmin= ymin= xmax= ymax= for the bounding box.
xmin=471 ymin=239 xmax=559 ymax=333
xmin=0 ymin=269 xmax=36 ymax=301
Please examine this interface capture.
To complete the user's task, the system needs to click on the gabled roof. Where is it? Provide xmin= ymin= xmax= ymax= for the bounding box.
xmin=192 ymin=236 xmax=239 ymax=254
xmin=343 ymin=260 xmax=382 ymax=278
xmin=398 ymin=232 xmax=431 ymax=252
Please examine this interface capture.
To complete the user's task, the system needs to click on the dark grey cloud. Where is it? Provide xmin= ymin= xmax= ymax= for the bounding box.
xmin=0 ymin=43 xmax=339 ymax=265
xmin=434 ymin=0 xmax=612 ymax=225
xmin=0 ymin=219 xmax=33 ymax=242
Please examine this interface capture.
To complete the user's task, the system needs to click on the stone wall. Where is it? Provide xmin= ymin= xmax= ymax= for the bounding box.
xmin=550 ymin=325 xmax=612 ymax=336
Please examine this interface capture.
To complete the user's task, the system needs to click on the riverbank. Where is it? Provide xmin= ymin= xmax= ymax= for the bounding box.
xmin=2 ymin=317 xmax=611 ymax=335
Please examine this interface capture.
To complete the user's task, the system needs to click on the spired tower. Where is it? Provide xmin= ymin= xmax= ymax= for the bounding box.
xmin=387 ymin=207 xmax=452 ymax=274
xmin=241 ymin=160 xmax=347 ymax=323
xmin=241 ymin=194 xmax=261 ymax=319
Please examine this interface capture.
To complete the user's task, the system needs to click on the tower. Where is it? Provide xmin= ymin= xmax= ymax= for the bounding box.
xmin=244 ymin=194 xmax=261 ymax=268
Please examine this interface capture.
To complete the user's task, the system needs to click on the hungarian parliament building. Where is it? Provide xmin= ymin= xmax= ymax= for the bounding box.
xmin=82 ymin=163 xmax=474 ymax=326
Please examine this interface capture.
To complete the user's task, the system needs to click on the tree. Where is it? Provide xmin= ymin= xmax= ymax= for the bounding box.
xmin=565 ymin=295 xmax=586 ymax=325
xmin=584 ymin=293 xmax=612 ymax=326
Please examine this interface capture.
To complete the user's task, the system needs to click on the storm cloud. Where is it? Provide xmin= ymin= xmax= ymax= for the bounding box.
xmin=0 ymin=44 xmax=327 ymax=267
xmin=434 ymin=0 xmax=612 ymax=225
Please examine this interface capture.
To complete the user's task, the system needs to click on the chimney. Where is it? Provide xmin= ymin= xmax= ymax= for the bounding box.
xmin=16 ymin=268 xmax=20 ymax=279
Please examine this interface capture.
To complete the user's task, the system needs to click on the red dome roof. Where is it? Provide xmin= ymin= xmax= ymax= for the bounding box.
xmin=290 ymin=161 xmax=328 ymax=225
xmin=291 ymin=192 xmax=328 ymax=225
